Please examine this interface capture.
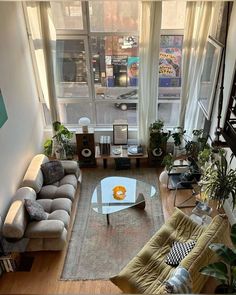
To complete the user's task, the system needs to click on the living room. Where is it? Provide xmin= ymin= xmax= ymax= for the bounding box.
xmin=0 ymin=0 xmax=236 ymax=294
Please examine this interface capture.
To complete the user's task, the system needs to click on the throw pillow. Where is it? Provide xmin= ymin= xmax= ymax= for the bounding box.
xmin=41 ymin=160 xmax=65 ymax=185
xmin=165 ymin=240 xmax=196 ymax=266
xmin=24 ymin=199 xmax=48 ymax=221
xmin=163 ymin=266 xmax=192 ymax=293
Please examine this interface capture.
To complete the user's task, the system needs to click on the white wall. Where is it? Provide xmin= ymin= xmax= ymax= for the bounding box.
xmin=0 ymin=2 xmax=44 ymax=219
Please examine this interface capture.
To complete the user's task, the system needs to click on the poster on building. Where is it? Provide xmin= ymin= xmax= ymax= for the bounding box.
xmin=159 ymin=48 xmax=181 ymax=78
xmin=159 ymin=35 xmax=183 ymax=88
xmin=0 ymin=89 xmax=8 ymax=128
xmin=128 ymin=57 xmax=139 ymax=86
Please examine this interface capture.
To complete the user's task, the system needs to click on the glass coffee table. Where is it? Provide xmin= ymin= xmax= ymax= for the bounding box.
xmin=91 ymin=176 xmax=157 ymax=224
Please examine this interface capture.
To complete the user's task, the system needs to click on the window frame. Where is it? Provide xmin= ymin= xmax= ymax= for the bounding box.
xmin=26 ymin=1 xmax=185 ymax=130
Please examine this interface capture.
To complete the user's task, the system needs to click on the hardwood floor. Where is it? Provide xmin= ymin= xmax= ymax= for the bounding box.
xmin=0 ymin=162 xmax=218 ymax=294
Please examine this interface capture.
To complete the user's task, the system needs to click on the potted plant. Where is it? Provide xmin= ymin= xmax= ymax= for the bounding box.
xmin=184 ymin=129 xmax=209 ymax=162
xmin=149 ymin=120 xmax=170 ymax=162
xmin=171 ymin=126 xmax=186 ymax=157
xmin=199 ymin=151 xmax=236 ymax=209
xmin=200 ymin=224 xmax=236 ymax=293
xmin=159 ymin=153 xmax=174 ymax=187
xmin=44 ymin=121 xmax=74 ymax=160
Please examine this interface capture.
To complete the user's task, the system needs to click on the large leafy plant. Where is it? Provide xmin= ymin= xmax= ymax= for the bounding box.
xmin=199 ymin=152 xmax=236 ymax=209
xmin=200 ymin=224 xmax=236 ymax=293
xmin=149 ymin=120 xmax=170 ymax=155
xmin=44 ymin=121 xmax=73 ymax=159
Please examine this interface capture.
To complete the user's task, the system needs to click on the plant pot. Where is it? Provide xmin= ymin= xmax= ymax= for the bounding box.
xmin=215 ymin=284 xmax=235 ymax=294
xmin=159 ymin=169 xmax=169 ymax=187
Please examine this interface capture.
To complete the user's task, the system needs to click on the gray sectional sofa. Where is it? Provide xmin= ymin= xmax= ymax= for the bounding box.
xmin=2 ymin=154 xmax=80 ymax=251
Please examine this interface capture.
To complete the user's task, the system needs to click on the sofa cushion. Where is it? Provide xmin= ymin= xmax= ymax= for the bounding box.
xmin=59 ymin=174 xmax=78 ymax=190
xmin=165 ymin=240 xmax=196 ymax=266
xmin=41 ymin=160 xmax=65 ymax=185
xmin=38 ymin=184 xmax=75 ymax=201
xmin=37 ymin=198 xmax=72 ymax=215
xmin=21 ymin=154 xmax=49 ymax=193
xmin=25 ymin=220 xmax=64 ymax=238
xmin=13 ymin=187 xmax=36 ymax=202
xmin=3 ymin=200 xmax=29 ymax=239
xmin=61 ymin=160 xmax=80 ymax=178
xmin=24 ymin=199 xmax=48 ymax=221
xmin=48 ymin=210 xmax=70 ymax=229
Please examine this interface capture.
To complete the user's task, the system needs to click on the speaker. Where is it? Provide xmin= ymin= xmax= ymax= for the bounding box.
xmin=76 ymin=132 xmax=96 ymax=167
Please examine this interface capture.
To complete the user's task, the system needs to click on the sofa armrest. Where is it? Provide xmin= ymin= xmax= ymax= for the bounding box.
xmin=180 ymin=214 xmax=230 ymax=293
xmin=25 ymin=220 xmax=64 ymax=238
xmin=60 ymin=160 xmax=80 ymax=179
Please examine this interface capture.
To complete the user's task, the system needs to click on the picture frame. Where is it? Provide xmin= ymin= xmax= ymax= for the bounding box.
xmin=198 ymin=36 xmax=223 ymax=120
xmin=113 ymin=123 xmax=128 ymax=145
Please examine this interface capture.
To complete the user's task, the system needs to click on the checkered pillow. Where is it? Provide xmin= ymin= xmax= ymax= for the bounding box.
xmin=165 ymin=240 xmax=196 ymax=266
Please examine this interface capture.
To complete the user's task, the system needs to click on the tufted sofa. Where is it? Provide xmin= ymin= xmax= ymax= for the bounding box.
xmin=110 ymin=208 xmax=230 ymax=294
xmin=2 ymin=154 xmax=80 ymax=251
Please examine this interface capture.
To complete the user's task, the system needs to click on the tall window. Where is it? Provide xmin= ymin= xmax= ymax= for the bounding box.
xmin=46 ymin=1 xmax=186 ymax=128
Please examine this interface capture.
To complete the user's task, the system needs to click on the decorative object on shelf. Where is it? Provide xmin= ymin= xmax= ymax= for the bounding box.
xmin=99 ymin=136 xmax=111 ymax=155
xmin=199 ymin=151 xmax=236 ymax=209
xmin=128 ymin=145 xmax=143 ymax=156
xmin=149 ymin=120 xmax=170 ymax=164
xmin=43 ymin=121 xmax=74 ymax=160
xmin=200 ymin=223 xmax=236 ymax=294
xmin=0 ymin=89 xmax=8 ymax=128
xmin=78 ymin=117 xmax=91 ymax=133
xmin=112 ymin=147 xmax=122 ymax=155
xmin=113 ymin=122 xmax=128 ymax=145
xmin=113 ymin=185 xmax=126 ymax=200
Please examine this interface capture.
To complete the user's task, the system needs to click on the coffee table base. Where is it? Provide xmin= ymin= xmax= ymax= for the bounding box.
xmin=106 ymin=193 xmax=146 ymax=225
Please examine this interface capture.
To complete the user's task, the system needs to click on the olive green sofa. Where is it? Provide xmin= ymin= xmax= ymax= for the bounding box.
xmin=110 ymin=208 xmax=230 ymax=294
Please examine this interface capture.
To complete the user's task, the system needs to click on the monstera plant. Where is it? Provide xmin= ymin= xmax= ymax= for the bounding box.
xmin=200 ymin=224 xmax=236 ymax=294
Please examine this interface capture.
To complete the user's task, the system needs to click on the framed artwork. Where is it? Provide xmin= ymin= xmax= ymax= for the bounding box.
xmin=198 ymin=36 xmax=223 ymax=120
xmin=0 ymin=89 xmax=8 ymax=128
xmin=113 ymin=123 xmax=128 ymax=145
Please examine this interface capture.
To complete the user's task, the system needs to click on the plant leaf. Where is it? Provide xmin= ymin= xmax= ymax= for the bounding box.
xmin=200 ymin=262 xmax=229 ymax=283
xmin=209 ymin=243 xmax=236 ymax=265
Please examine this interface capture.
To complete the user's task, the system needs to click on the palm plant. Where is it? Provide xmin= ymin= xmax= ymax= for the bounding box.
xmin=199 ymin=152 xmax=236 ymax=209
xmin=200 ymin=224 xmax=236 ymax=293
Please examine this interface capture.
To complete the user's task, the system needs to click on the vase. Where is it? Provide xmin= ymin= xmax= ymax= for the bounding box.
xmin=159 ymin=169 xmax=169 ymax=187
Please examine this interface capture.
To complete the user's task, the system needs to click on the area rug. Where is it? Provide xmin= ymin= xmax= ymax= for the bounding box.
xmin=61 ymin=168 xmax=164 ymax=280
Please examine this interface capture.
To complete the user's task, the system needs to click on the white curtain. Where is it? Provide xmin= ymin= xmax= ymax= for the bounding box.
xmin=25 ymin=2 xmax=59 ymax=124
xmin=138 ymin=1 xmax=162 ymax=146
xmin=178 ymin=2 xmax=213 ymax=136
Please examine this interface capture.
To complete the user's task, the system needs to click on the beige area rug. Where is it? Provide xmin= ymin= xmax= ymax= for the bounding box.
xmin=61 ymin=167 xmax=164 ymax=280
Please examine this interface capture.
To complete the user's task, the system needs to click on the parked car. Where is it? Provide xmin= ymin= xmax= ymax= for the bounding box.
xmin=114 ymin=89 xmax=137 ymax=111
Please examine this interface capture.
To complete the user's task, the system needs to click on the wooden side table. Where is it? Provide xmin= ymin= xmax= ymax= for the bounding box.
xmin=95 ymin=145 xmax=148 ymax=168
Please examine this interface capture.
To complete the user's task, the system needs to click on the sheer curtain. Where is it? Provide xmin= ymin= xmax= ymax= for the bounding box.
xmin=178 ymin=2 xmax=213 ymax=136
xmin=25 ymin=2 xmax=59 ymax=124
xmin=138 ymin=1 xmax=162 ymax=146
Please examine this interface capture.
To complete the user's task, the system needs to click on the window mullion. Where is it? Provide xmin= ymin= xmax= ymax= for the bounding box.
xmin=83 ymin=1 xmax=97 ymax=125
